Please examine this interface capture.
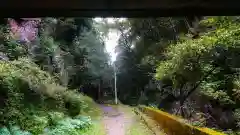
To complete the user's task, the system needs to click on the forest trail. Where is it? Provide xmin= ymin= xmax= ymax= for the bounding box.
xmin=100 ymin=104 xmax=155 ymax=135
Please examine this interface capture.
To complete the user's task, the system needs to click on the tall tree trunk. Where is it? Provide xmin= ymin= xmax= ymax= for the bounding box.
xmin=98 ymin=80 xmax=101 ymax=101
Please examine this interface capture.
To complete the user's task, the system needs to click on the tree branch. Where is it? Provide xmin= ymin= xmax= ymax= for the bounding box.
xmin=181 ymin=66 xmax=217 ymax=103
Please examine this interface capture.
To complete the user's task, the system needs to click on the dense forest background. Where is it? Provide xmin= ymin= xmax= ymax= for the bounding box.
xmin=112 ymin=16 xmax=240 ymax=134
xmin=0 ymin=17 xmax=240 ymax=134
xmin=0 ymin=18 xmax=113 ymax=134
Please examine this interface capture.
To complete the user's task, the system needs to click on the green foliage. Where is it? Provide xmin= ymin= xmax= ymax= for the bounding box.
xmin=68 ymin=28 xmax=111 ymax=88
xmin=37 ymin=18 xmax=113 ymax=89
xmin=8 ymin=126 xmax=32 ymax=135
xmin=63 ymin=90 xmax=85 ymax=116
xmin=75 ymin=30 xmax=107 ymax=74
xmin=0 ymin=127 xmax=11 ymax=135
xmin=108 ymin=16 xmax=240 ymax=131
xmin=200 ymin=80 xmax=235 ymax=105
xmin=0 ymin=18 xmax=113 ymax=135
xmin=0 ymin=58 xmax=57 ymax=133
xmin=43 ymin=116 xmax=92 ymax=135
xmin=31 ymin=35 xmax=62 ymax=75
xmin=79 ymin=120 xmax=106 ymax=135
xmin=0 ymin=24 xmax=28 ymax=60
xmin=156 ymin=17 xmax=240 ymax=80
xmin=0 ymin=40 xmax=27 ymax=60
xmin=0 ymin=57 xmax=101 ymax=134
xmin=234 ymin=109 xmax=240 ymax=128
xmin=152 ymin=16 xmax=240 ymax=131
xmin=0 ymin=116 xmax=92 ymax=135
xmin=47 ymin=112 xmax=65 ymax=127
xmin=114 ymin=17 xmax=191 ymax=104
xmin=155 ymin=17 xmax=240 ymax=103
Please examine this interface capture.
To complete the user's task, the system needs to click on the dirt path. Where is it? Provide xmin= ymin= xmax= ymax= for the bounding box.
xmin=100 ymin=105 xmax=132 ymax=135
xmin=100 ymin=105 xmax=154 ymax=135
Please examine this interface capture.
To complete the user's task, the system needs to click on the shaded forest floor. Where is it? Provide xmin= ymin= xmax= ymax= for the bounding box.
xmin=100 ymin=104 xmax=157 ymax=135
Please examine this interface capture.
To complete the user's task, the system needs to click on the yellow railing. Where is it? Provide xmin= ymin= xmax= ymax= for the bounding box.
xmin=139 ymin=106 xmax=226 ymax=135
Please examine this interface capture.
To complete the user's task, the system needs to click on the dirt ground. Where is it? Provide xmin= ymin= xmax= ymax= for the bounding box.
xmin=100 ymin=105 xmax=155 ymax=135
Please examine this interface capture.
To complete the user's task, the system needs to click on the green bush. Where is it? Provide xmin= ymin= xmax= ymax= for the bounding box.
xmin=0 ymin=59 xmax=55 ymax=127
xmin=0 ymin=115 xmax=93 ymax=135
xmin=9 ymin=126 xmax=32 ymax=135
xmin=74 ymin=93 xmax=102 ymax=118
xmin=0 ymin=126 xmax=11 ymax=135
xmin=62 ymin=90 xmax=85 ymax=117
xmin=0 ymin=58 xmax=100 ymax=134
xmin=47 ymin=112 xmax=65 ymax=127
xmin=43 ymin=116 xmax=92 ymax=135
xmin=0 ymin=126 xmax=32 ymax=135
xmin=1 ymin=40 xmax=28 ymax=60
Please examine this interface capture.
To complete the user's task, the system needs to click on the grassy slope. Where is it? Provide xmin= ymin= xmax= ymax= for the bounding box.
xmin=122 ymin=106 xmax=155 ymax=135
xmin=80 ymin=119 xmax=106 ymax=135
xmin=0 ymin=58 xmax=103 ymax=134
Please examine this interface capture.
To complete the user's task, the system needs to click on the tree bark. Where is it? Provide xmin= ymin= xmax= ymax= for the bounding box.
xmin=98 ymin=79 xmax=101 ymax=101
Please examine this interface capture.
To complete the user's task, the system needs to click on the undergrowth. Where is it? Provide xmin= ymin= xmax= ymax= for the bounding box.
xmin=0 ymin=115 xmax=93 ymax=135
xmin=79 ymin=119 xmax=106 ymax=135
xmin=0 ymin=57 xmax=101 ymax=134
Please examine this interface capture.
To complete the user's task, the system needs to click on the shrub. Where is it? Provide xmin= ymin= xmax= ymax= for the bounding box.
xmin=9 ymin=126 xmax=32 ymax=135
xmin=47 ymin=112 xmax=65 ymax=127
xmin=0 ymin=59 xmax=55 ymax=127
xmin=62 ymin=90 xmax=85 ymax=117
xmin=43 ymin=116 xmax=92 ymax=135
xmin=1 ymin=40 xmax=28 ymax=60
xmin=0 ymin=58 xmax=100 ymax=134
xmin=75 ymin=93 xmax=102 ymax=118
xmin=0 ymin=126 xmax=32 ymax=135
xmin=0 ymin=127 xmax=11 ymax=135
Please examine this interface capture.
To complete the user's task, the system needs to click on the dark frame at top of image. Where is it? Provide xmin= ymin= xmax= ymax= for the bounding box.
xmin=1 ymin=0 xmax=240 ymax=17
